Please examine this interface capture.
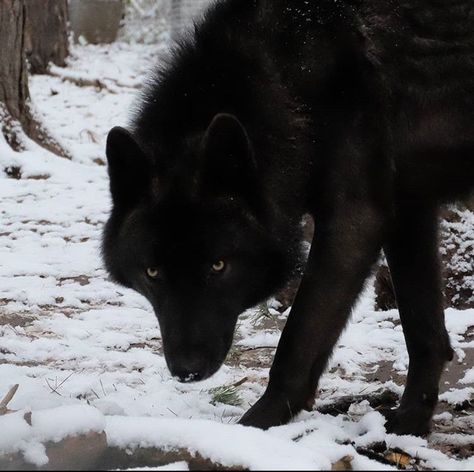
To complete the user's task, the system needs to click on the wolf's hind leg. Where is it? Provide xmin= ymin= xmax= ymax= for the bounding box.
xmin=383 ymin=202 xmax=453 ymax=436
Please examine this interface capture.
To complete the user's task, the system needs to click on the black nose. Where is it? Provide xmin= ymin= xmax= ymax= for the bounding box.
xmin=171 ymin=358 xmax=209 ymax=383
xmin=176 ymin=370 xmax=204 ymax=383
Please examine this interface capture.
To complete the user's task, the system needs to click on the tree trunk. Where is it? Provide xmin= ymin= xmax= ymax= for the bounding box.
xmin=0 ymin=0 xmax=69 ymax=158
xmin=24 ymin=0 xmax=69 ymax=74
xmin=0 ymin=0 xmax=30 ymax=150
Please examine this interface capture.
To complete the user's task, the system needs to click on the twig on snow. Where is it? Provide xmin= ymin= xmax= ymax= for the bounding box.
xmin=46 ymin=378 xmax=63 ymax=396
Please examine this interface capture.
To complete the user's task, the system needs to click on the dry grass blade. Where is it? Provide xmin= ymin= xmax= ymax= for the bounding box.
xmin=0 ymin=384 xmax=19 ymax=415
xmin=231 ymin=377 xmax=248 ymax=388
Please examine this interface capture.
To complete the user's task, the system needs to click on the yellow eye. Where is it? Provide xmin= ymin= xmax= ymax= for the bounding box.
xmin=146 ymin=267 xmax=160 ymax=279
xmin=211 ymin=260 xmax=226 ymax=273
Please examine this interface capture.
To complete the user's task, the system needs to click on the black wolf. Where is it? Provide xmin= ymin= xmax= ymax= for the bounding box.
xmin=103 ymin=0 xmax=474 ymax=435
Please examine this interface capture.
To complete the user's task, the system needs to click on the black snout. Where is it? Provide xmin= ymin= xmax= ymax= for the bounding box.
xmin=158 ymin=307 xmax=237 ymax=383
xmin=169 ymin=356 xmax=214 ymax=383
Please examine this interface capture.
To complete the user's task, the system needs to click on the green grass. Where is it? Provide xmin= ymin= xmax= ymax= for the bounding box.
xmin=209 ymin=384 xmax=242 ymax=407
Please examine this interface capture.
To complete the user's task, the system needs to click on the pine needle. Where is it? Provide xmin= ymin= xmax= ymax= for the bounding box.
xmin=209 ymin=383 xmax=243 ymax=407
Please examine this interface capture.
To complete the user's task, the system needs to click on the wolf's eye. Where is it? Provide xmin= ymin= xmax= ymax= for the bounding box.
xmin=146 ymin=267 xmax=160 ymax=279
xmin=211 ymin=260 xmax=226 ymax=274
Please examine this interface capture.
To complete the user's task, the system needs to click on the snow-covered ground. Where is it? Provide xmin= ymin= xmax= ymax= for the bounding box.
xmin=1 ymin=40 xmax=474 ymax=470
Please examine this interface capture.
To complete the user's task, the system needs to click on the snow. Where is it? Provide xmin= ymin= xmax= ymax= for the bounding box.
xmin=461 ymin=368 xmax=474 ymax=384
xmin=440 ymin=387 xmax=474 ymax=405
xmin=1 ymin=36 xmax=473 ymax=471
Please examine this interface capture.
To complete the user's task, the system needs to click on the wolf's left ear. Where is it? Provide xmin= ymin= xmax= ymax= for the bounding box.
xmin=200 ymin=113 xmax=258 ymax=202
xmin=106 ymin=126 xmax=151 ymax=211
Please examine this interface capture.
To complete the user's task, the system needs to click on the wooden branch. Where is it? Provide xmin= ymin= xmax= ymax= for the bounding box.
xmin=317 ymin=390 xmax=399 ymax=416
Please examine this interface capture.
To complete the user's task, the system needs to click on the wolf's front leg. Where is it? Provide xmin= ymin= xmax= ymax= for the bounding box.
xmin=239 ymin=201 xmax=387 ymax=429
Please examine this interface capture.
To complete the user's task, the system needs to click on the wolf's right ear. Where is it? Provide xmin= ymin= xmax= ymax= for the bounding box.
xmin=106 ymin=126 xmax=151 ymax=211
xmin=200 ymin=114 xmax=258 ymax=204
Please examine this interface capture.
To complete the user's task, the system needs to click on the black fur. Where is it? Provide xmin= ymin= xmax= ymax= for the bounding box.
xmin=103 ymin=0 xmax=474 ymax=434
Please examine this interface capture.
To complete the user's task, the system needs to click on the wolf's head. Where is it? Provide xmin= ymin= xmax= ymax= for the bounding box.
xmin=103 ymin=113 xmax=301 ymax=382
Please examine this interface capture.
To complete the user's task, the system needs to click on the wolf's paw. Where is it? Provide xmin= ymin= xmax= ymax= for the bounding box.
xmin=239 ymin=391 xmax=298 ymax=429
xmin=382 ymin=407 xmax=432 ymax=437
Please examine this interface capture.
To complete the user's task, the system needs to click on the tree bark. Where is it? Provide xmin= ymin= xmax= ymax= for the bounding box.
xmin=0 ymin=0 xmax=30 ymax=150
xmin=24 ymin=0 xmax=69 ymax=74
xmin=0 ymin=0 xmax=69 ymax=158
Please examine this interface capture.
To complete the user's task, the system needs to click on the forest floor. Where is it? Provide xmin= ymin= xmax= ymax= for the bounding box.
xmin=1 ymin=39 xmax=474 ymax=471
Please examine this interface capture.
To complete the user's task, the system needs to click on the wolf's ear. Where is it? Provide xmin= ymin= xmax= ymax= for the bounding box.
xmin=106 ymin=126 xmax=151 ymax=211
xmin=200 ymin=113 xmax=258 ymax=202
